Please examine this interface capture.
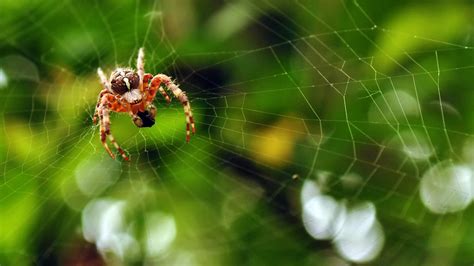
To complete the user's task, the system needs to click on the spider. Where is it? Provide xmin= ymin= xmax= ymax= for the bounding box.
xmin=93 ymin=48 xmax=195 ymax=161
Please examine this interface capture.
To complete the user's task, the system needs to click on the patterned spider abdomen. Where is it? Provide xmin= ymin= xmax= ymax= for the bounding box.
xmin=136 ymin=110 xmax=156 ymax=127
xmin=110 ymin=68 xmax=140 ymax=95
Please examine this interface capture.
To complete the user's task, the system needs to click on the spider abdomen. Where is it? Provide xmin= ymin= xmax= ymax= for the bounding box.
xmin=110 ymin=68 xmax=140 ymax=95
xmin=136 ymin=110 xmax=156 ymax=128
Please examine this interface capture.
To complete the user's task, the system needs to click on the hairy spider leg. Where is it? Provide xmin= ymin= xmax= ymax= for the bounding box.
xmin=144 ymin=73 xmax=170 ymax=104
xmin=97 ymin=68 xmax=111 ymax=91
xmin=108 ymin=132 xmax=129 ymax=161
xmin=94 ymin=90 xmax=130 ymax=124
xmin=93 ymin=88 xmax=110 ymax=124
xmin=97 ymin=93 xmax=130 ymax=161
xmin=158 ymin=85 xmax=171 ymax=103
xmin=137 ymin=48 xmax=145 ymax=88
xmin=142 ymin=73 xmax=153 ymax=92
xmin=95 ymin=68 xmax=120 ymax=124
xmin=98 ymin=107 xmax=114 ymax=159
xmin=149 ymin=74 xmax=195 ymax=142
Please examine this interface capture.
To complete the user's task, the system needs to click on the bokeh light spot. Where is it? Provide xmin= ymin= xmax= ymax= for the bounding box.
xmin=302 ymin=195 xmax=343 ymax=240
xmin=420 ymin=161 xmax=473 ymax=214
xmin=368 ymin=90 xmax=419 ymax=124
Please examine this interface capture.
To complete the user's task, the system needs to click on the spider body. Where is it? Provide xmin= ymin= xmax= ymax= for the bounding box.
xmin=93 ymin=48 xmax=195 ymax=161
xmin=136 ymin=109 xmax=156 ymax=128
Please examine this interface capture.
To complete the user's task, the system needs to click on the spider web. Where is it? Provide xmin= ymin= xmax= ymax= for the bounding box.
xmin=1 ymin=0 xmax=474 ymax=265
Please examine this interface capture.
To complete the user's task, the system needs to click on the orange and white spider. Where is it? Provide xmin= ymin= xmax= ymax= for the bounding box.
xmin=93 ymin=48 xmax=195 ymax=161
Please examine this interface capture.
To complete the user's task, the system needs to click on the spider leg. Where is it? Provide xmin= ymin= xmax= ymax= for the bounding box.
xmin=97 ymin=93 xmax=130 ymax=161
xmin=93 ymin=88 xmax=111 ymax=124
xmin=108 ymin=132 xmax=129 ymax=161
xmin=150 ymin=74 xmax=195 ymax=142
xmin=98 ymin=107 xmax=115 ymax=159
xmin=97 ymin=68 xmax=111 ymax=91
xmin=158 ymin=87 xmax=171 ymax=103
xmin=137 ymin=48 xmax=145 ymax=87
xmin=142 ymin=73 xmax=153 ymax=92
xmin=146 ymin=74 xmax=171 ymax=103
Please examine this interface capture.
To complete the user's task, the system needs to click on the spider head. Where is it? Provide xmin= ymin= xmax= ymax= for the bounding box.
xmin=110 ymin=68 xmax=140 ymax=95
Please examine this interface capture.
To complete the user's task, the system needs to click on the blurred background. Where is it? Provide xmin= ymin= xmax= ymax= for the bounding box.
xmin=1 ymin=0 xmax=473 ymax=265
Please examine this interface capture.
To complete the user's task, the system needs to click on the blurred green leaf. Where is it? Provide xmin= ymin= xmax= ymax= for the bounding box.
xmin=373 ymin=4 xmax=470 ymax=72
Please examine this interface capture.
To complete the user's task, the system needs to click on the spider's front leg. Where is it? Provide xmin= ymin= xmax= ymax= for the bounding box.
xmin=148 ymin=74 xmax=195 ymax=142
xmin=94 ymin=68 xmax=115 ymax=124
xmin=97 ymin=94 xmax=130 ymax=161
xmin=137 ymin=48 xmax=145 ymax=83
xmin=93 ymin=88 xmax=112 ymax=124
xmin=143 ymin=73 xmax=170 ymax=103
